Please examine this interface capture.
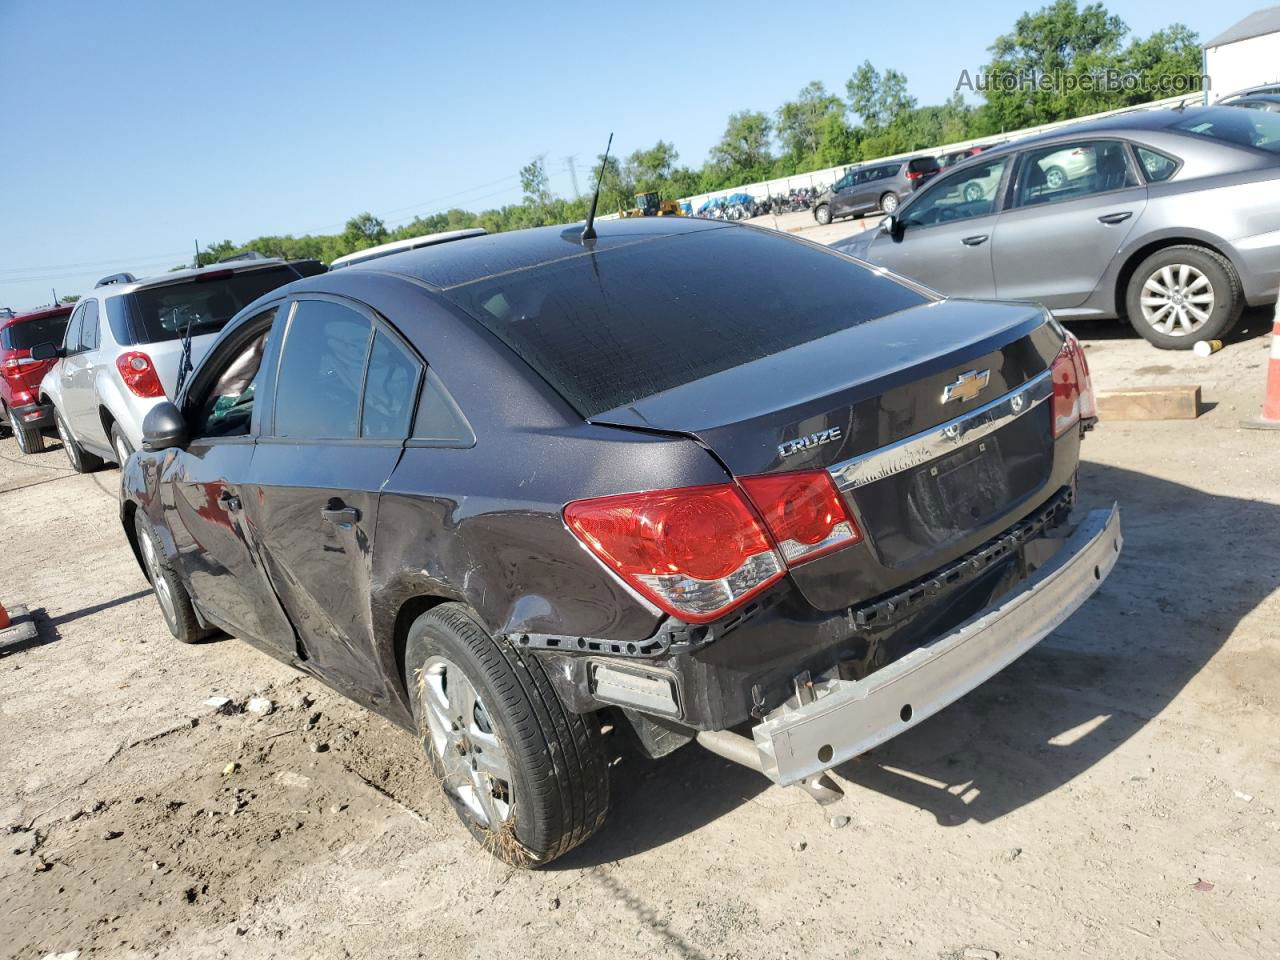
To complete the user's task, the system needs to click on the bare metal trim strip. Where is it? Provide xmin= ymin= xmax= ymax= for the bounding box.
xmin=827 ymin=369 xmax=1054 ymax=491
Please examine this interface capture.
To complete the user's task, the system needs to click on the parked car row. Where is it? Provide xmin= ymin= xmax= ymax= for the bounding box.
xmin=5 ymin=211 xmax=1118 ymax=867
xmin=834 ymin=104 xmax=1280 ymax=348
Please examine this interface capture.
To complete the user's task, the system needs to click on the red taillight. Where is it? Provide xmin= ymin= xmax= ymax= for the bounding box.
xmin=564 ymin=484 xmax=785 ymax=623
xmin=1051 ymin=333 xmax=1094 ymax=437
xmin=739 ymin=471 xmax=862 ymax=565
xmin=1 ymin=350 xmax=36 ymax=370
xmin=116 ymin=352 xmax=166 ymax=398
xmin=906 ymin=170 xmax=923 ymax=181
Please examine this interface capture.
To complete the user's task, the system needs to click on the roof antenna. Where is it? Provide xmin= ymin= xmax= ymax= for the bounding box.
xmin=581 ymin=132 xmax=613 ymax=242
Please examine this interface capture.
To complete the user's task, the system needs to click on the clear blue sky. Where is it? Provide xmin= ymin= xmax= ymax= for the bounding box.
xmin=0 ymin=0 xmax=1260 ymax=310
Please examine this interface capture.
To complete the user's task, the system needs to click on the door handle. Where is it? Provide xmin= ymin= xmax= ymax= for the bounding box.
xmin=320 ymin=504 xmax=360 ymax=525
xmin=962 ymin=234 xmax=989 ymax=246
xmin=217 ymin=491 xmax=242 ymax=512
xmin=1097 ymin=211 xmax=1132 ymax=224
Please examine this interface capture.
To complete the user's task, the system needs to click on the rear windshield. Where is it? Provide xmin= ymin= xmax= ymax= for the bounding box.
xmin=1170 ymin=108 xmax=1280 ymax=154
xmin=129 ymin=266 xmax=300 ymax=343
xmin=1 ymin=313 xmax=70 ymax=350
xmin=908 ymin=157 xmax=940 ymax=173
xmin=446 ymin=227 xmax=929 ymax=417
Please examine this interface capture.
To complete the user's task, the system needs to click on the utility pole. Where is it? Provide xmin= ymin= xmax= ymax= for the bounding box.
xmin=564 ymin=155 xmax=581 ymax=198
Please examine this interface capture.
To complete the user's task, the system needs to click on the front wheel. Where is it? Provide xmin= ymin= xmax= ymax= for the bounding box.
xmin=1125 ymin=245 xmax=1242 ymax=349
xmin=879 ymin=192 xmax=899 ymax=214
xmin=406 ymin=603 xmax=609 ymax=866
xmin=134 ymin=510 xmax=209 ymax=643
xmin=813 ymin=203 xmax=832 ymax=225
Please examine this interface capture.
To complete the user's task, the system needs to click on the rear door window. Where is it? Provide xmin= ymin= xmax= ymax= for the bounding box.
xmin=445 ymin=227 xmax=928 ymax=417
xmin=129 ymin=266 xmax=302 ymax=344
xmin=360 ymin=331 xmax=422 ymax=439
xmin=272 ymin=299 xmax=372 ymax=439
xmin=1014 ymin=140 xmax=1137 ymax=207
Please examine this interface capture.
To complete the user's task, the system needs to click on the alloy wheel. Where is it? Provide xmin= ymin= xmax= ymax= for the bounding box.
xmin=1139 ymin=263 xmax=1215 ymax=337
xmin=420 ymin=656 xmax=514 ymax=828
xmin=55 ymin=415 xmax=76 ymax=467
xmin=140 ymin=528 xmax=178 ymax=625
xmin=881 ymin=193 xmax=899 ymax=214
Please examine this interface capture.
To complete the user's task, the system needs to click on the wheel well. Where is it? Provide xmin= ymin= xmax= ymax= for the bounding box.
xmin=98 ymin=405 xmax=116 ymax=443
xmin=1114 ymin=238 xmax=1237 ymax=319
xmin=120 ymin=500 xmax=146 ymax=578
xmin=392 ymin=594 xmax=455 ymax=705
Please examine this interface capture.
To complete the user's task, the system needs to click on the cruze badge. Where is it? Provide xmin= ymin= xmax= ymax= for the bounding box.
xmin=778 ymin=426 xmax=842 ymax=459
xmin=942 ymin=369 xmax=991 ymax=404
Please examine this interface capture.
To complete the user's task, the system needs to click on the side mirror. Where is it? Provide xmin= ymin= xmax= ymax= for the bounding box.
xmin=30 ymin=341 xmax=62 ymax=361
xmin=142 ymin=401 xmax=189 ymax=452
xmin=879 ymin=215 xmax=897 ymax=236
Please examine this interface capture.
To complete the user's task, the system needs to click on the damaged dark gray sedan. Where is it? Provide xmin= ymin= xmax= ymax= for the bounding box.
xmin=121 ymin=218 xmax=1121 ymax=865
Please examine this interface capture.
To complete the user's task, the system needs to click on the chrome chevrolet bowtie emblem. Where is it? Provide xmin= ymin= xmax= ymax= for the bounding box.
xmin=941 ymin=369 xmax=991 ymax=404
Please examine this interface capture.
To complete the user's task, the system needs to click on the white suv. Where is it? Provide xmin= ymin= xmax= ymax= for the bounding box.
xmin=36 ymin=256 xmax=322 ymax=472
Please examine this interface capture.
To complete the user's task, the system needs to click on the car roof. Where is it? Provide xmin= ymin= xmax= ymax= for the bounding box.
xmin=343 ymin=216 xmax=729 ymax=290
xmin=85 ymin=257 xmax=310 ymax=299
xmin=953 ymin=106 xmax=1254 ymax=163
xmin=1 ymin=304 xmax=73 ymax=329
xmin=329 ymin=229 xmax=488 ymax=269
xmin=1223 ymin=93 xmax=1280 ymax=104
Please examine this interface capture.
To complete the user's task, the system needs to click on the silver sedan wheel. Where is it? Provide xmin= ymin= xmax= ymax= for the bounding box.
xmin=139 ymin=528 xmax=177 ymax=625
xmin=880 ymin=193 xmax=899 ymax=214
xmin=421 ymin=656 xmax=513 ymax=828
xmin=55 ymin=415 xmax=75 ymax=464
xmin=1140 ymin=264 xmax=1215 ymax=337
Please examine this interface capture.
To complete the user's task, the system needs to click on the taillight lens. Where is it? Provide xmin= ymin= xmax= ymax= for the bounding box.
xmin=1 ymin=352 xmax=37 ymax=370
xmin=564 ymin=484 xmax=785 ymax=623
xmin=1050 ymin=333 xmax=1094 ymax=437
xmin=116 ymin=352 xmax=166 ymax=398
xmin=739 ymin=471 xmax=861 ymax=565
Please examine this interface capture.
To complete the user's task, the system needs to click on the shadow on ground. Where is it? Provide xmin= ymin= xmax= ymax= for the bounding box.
xmin=558 ymin=460 xmax=1280 ymax=864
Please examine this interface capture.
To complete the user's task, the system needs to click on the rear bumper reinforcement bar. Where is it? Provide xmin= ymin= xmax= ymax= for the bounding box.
xmin=701 ymin=504 xmax=1121 ymax=786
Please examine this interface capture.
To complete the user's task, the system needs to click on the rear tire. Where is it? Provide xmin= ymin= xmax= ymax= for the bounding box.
xmin=134 ymin=510 xmax=208 ymax=643
xmin=14 ymin=420 xmax=45 ymax=455
xmin=0 ymin=402 xmax=11 ymax=438
xmin=1125 ymin=245 xmax=1242 ymax=350
xmin=405 ymin=602 xmax=609 ymax=867
xmin=814 ymin=204 xmax=832 ymax=225
xmin=55 ymin=409 xmax=103 ymax=473
xmin=879 ymin=192 xmax=899 ymax=214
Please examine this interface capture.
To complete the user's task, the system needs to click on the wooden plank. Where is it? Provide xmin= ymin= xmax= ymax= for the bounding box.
xmin=1095 ymin=384 xmax=1201 ymax=421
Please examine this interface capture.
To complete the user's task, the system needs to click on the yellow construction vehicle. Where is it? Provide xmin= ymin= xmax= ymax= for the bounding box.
xmin=619 ymin=191 xmax=685 ymax=217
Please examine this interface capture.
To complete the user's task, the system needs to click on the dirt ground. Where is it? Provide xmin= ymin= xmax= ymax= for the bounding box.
xmin=2 ymin=276 xmax=1279 ymax=960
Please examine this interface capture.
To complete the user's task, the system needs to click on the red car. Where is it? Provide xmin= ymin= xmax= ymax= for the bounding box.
xmin=0 ymin=304 xmax=72 ymax=454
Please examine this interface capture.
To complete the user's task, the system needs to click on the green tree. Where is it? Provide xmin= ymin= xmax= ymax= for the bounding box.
xmin=60 ymin=294 xmax=80 ymax=304
xmin=846 ymin=62 xmax=917 ymax=130
xmin=339 ymin=213 xmax=388 ymax=253
xmin=977 ymin=0 xmax=1128 ymax=130
xmin=708 ymin=110 xmax=773 ymax=185
xmin=776 ymin=82 xmax=845 ymax=164
xmin=519 ymin=157 xmax=552 ymax=207
xmin=812 ymin=111 xmax=858 ymax=168
xmin=1122 ymin=23 xmax=1203 ymax=103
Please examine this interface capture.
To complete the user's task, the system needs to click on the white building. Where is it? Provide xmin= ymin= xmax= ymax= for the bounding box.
xmin=1204 ymin=6 xmax=1280 ymax=102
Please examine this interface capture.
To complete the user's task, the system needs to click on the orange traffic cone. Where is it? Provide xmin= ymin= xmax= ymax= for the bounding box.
xmin=1242 ymin=302 xmax=1280 ymax=431
xmin=0 ymin=601 xmax=9 ymax=630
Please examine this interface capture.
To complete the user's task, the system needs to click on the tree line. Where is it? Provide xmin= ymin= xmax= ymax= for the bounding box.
xmin=191 ymin=1 xmax=1202 ymax=268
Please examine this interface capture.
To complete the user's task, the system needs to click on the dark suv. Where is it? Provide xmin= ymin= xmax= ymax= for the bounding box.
xmin=0 ymin=304 xmax=72 ymax=453
xmin=123 ymin=218 xmax=1119 ymax=865
xmin=814 ymin=156 xmax=941 ymax=224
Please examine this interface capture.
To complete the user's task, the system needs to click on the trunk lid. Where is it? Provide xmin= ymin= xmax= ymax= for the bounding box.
xmin=591 ymin=299 xmax=1071 ymax=611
